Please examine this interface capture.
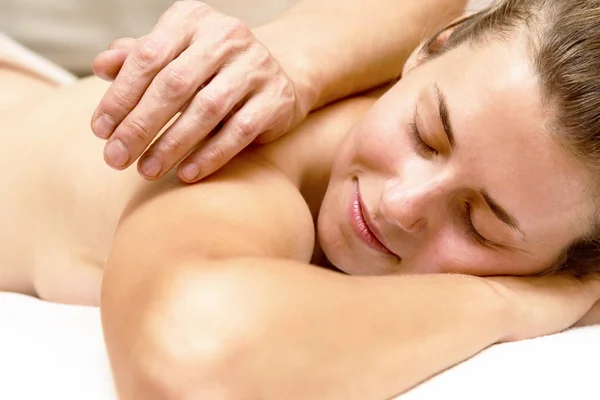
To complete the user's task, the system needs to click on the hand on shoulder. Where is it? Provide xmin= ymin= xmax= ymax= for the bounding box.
xmin=91 ymin=1 xmax=316 ymax=183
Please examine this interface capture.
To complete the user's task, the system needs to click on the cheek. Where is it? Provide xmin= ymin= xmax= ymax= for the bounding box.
xmin=411 ymin=230 xmax=545 ymax=277
xmin=407 ymin=229 xmax=497 ymax=275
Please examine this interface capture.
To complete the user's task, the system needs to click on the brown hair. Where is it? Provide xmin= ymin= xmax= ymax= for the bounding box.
xmin=422 ymin=0 xmax=600 ymax=276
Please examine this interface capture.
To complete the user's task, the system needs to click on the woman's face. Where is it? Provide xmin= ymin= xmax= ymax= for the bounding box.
xmin=318 ymin=35 xmax=594 ymax=276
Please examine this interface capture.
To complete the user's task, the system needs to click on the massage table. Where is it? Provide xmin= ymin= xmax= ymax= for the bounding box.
xmin=1 ymin=292 xmax=599 ymax=399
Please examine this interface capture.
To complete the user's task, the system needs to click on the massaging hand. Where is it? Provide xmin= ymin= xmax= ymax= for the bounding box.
xmin=91 ymin=1 xmax=308 ymax=182
xmin=486 ymin=273 xmax=600 ymax=341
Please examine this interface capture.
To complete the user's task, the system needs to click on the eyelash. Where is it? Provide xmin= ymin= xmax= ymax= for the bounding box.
xmin=460 ymin=203 xmax=490 ymax=245
xmin=409 ymin=119 xmax=437 ymax=156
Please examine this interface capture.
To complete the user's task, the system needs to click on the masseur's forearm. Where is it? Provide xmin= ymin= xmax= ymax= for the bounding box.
xmin=102 ymin=257 xmax=512 ymax=399
xmin=253 ymin=0 xmax=467 ymax=109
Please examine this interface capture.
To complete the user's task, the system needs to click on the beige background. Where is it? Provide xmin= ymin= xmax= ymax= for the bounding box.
xmin=0 ymin=0 xmax=493 ymax=74
xmin=0 ymin=0 xmax=298 ymax=73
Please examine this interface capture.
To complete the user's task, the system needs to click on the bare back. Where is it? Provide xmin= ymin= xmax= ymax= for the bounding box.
xmin=0 ymin=76 xmax=377 ymax=305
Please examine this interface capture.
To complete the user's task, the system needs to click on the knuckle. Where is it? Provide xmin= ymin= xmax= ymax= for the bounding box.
xmin=268 ymin=76 xmax=294 ymax=99
xmin=133 ymin=39 xmax=165 ymax=71
xmin=209 ymin=19 xmax=251 ymax=59
xmin=221 ymin=17 xmax=250 ymax=40
xmin=189 ymin=1 xmax=212 ymax=17
xmin=204 ymin=144 xmax=228 ymax=164
xmin=173 ymin=0 xmax=211 ymax=22
xmin=194 ymin=93 xmax=224 ymax=118
xmin=125 ymin=116 xmax=153 ymax=142
xmin=279 ymin=78 xmax=296 ymax=98
xmin=108 ymin=86 xmax=134 ymax=111
xmin=212 ymin=85 xmax=232 ymax=103
xmin=233 ymin=116 xmax=258 ymax=140
xmin=159 ymin=134 xmax=185 ymax=154
xmin=254 ymin=48 xmax=273 ymax=68
xmin=214 ymin=39 xmax=238 ymax=61
xmin=160 ymin=66 xmax=192 ymax=97
xmin=245 ymin=69 xmax=265 ymax=88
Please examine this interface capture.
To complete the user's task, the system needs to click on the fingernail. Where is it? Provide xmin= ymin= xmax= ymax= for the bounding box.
xmin=93 ymin=113 xmax=116 ymax=139
xmin=105 ymin=139 xmax=130 ymax=168
xmin=140 ymin=156 xmax=162 ymax=178
xmin=181 ymin=163 xmax=200 ymax=182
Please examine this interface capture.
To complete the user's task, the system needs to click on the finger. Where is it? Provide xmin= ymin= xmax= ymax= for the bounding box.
xmin=92 ymin=33 xmax=190 ymax=142
xmin=106 ymin=37 xmax=232 ymax=175
xmin=253 ymin=82 xmax=298 ymax=144
xmin=253 ymin=109 xmax=294 ymax=144
xmin=253 ymin=102 xmax=294 ymax=144
xmin=92 ymin=49 xmax=130 ymax=81
xmin=91 ymin=3 xmax=199 ymax=142
xmin=137 ymin=65 xmax=256 ymax=180
xmin=177 ymin=95 xmax=271 ymax=182
xmin=108 ymin=37 xmax=138 ymax=51
xmin=93 ymin=37 xmax=140 ymax=80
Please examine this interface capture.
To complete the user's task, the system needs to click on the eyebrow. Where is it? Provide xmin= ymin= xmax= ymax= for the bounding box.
xmin=434 ymin=84 xmax=456 ymax=149
xmin=480 ymin=189 xmax=525 ymax=237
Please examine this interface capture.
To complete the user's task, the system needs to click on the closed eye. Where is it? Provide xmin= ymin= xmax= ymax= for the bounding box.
xmin=409 ymin=114 xmax=437 ymax=156
xmin=461 ymin=202 xmax=494 ymax=246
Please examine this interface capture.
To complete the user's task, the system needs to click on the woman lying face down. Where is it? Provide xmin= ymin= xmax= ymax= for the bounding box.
xmin=99 ymin=1 xmax=600 ymax=397
xmin=2 ymin=0 xmax=600 ymax=399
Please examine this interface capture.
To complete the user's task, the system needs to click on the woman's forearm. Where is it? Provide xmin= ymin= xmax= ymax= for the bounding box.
xmin=103 ymin=256 xmax=513 ymax=399
xmin=253 ymin=0 xmax=468 ymax=111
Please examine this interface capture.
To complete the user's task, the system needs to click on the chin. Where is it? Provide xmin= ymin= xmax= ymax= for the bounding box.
xmin=320 ymin=245 xmax=373 ymax=276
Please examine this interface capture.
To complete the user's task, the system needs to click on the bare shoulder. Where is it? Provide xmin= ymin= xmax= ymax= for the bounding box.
xmin=109 ymin=151 xmax=316 ymax=271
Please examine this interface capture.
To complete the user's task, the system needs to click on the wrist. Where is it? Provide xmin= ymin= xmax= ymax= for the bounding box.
xmin=480 ymin=277 xmax=523 ymax=343
xmin=253 ymin=20 xmax=322 ymax=118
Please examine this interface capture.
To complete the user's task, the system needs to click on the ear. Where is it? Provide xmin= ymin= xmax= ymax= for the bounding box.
xmin=401 ymin=14 xmax=474 ymax=77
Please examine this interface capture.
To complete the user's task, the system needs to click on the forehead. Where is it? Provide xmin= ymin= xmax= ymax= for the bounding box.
xmin=423 ymin=38 xmax=594 ymax=243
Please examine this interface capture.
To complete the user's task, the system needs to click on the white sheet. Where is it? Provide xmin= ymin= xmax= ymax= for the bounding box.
xmin=0 ymin=292 xmax=598 ymax=400
xmin=0 ymin=293 xmax=114 ymax=399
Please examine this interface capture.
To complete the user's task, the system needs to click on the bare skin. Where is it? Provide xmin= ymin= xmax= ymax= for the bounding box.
xmin=2 ymin=34 xmax=600 ymax=399
xmin=0 ymin=64 xmax=56 ymax=109
xmin=0 ymin=64 xmax=377 ymax=305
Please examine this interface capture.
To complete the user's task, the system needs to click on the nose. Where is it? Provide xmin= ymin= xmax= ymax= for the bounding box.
xmin=380 ymin=173 xmax=451 ymax=233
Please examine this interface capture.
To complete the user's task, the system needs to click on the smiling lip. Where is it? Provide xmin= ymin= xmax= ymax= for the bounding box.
xmin=348 ymin=181 xmax=396 ymax=256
